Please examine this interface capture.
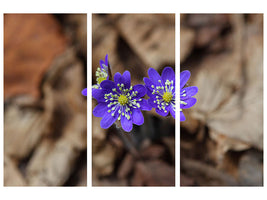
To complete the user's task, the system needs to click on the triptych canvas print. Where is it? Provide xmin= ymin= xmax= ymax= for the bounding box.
xmin=3 ymin=13 xmax=263 ymax=187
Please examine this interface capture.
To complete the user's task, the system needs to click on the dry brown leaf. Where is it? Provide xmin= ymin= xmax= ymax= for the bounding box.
xmin=180 ymin=27 xmax=195 ymax=63
xmin=26 ymin=138 xmax=80 ymax=186
xmin=238 ymin=150 xmax=263 ymax=186
xmin=131 ymin=160 xmax=175 ymax=186
xmin=4 ymin=97 xmax=47 ymax=160
xmin=24 ymin=49 xmax=86 ymax=186
xmin=92 ymin=143 xmax=117 ymax=176
xmin=191 ymin=14 xmax=263 ymax=150
xmin=115 ymin=14 xmax=175 ymax=70
xmin=4 ymin=14 xmax=67 ymax=99
xmin=63 ymin=14 xmax=87 ymax=56
xmin=140 ymin=144 xmax=165 ymax=160
xmin=4 ymin=156 xmax=27 ymax=186
xmin=208 ymin=130 xmax=250 ymax=164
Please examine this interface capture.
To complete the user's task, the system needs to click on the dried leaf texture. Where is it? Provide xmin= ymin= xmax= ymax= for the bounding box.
xmin=4 ymin=14 xmax=67 ymax=99
xmin=180 ymin=14 xmax=263 ymax=186
xmin=192 ymin=15 xmax=263 ymax=150
xmin=4 ymin=14 xmax=87 ymax=186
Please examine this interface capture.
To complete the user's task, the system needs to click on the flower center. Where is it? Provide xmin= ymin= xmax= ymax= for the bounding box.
xmin=95 ymin=67 xmax=108 ymax=85
xmin=118 ymin=94 xmax=128 ymax=105
xmin=97 ymin=77 xmax=107 ymax=84
xmin=163 ymin=91 xmax=173 ymax=103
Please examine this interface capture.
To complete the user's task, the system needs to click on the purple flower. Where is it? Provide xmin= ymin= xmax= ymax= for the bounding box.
xmin=144 ymin=67 xmax=175 ymax=118
xmin=81 ymin=88 xmax=87 ymax=96
xmin=180 ymin=70 xmax=198 ymax=121
xmin=93 ymin=54 xmax=110 ymax=89
xmin=92 ymin=71 xmax=151 ymax=132
xmin=82 ymin=54 xmax=110 ymax=97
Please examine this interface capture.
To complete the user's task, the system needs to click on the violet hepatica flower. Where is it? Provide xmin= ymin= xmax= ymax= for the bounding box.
xmin=82 ymin=54 xmax=110 ymax=96
xmin=144 ymin=67 xmax=175 ymax=118
xmin=180 ymin=70 xmax=198 ymax=121
xmin=93 ymin=54 xmax=110 ymax=89
xmin=92 ymin=71 xmax=151 ymax=132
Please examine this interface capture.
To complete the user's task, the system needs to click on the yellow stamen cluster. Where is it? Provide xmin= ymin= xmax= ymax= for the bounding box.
xmin=104 ymin=83 xmax=142 ymax=121
xmin=163 ymin=91 xmax=173 ymax=103
xmin=96 ymin=67 xmax=108 ymax=85
xmin=151 ymin=79 xmax=175 ymax=113
xmin=118 ymin=95 xmax=128 ymax=105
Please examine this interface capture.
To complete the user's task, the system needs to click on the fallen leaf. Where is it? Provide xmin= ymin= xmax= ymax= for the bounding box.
xmin=4 ymin=14 xmax=67 ymax=99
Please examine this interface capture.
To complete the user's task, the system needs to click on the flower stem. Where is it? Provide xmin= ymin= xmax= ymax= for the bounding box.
xmin=115 ymin=126 xmax=140 ymax=159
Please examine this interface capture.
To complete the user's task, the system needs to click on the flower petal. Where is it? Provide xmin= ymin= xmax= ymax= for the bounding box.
xmin=132 ymin=109 xmax=144 ymax=126
xmin=121 ymin=114 xmax=133 ymax=132
xmin=100 ymin=110 xmax=118 ymax=129
xmin=99 ymin=59 xmax=105 ymax=67
xmin=162 ymin=67 xmax=175 ymax=83
xmin=99 ymin=54 xmax=108 ymax=68
xmin=148 ymin=68 xmax=162 ymax=86
xmin=92 ymin=88 xmax=105 ymax=102
xmin=93 ymin=103 xmax=109 ymax=117
xmin=180 ymin=111 xmax=186 ymax=121
xmin=100 ymin=80 xmax=117 ymax=91
xmin=133 ymin=84 xmax=146 ymax=98
xmin=81 ymin=88 xmax=87 ymax=96
xmin=139 ymin=99 xmax=152 ymax=111
xmin=148 ymin=97 xmax=157 ymax=107
xmin=155 ymin=107 xmax=169 ymax=117
xmin=180 ymin=86 xmax=198 ymax=100
xmin=114 ymin=72 xmax=124 ymax=85
xmin=146 ymin=89 xmax=155 ymax=98
xmin=180 ymin=97 xmax=197 ymax=109
xmin=180 ymin=70 xmax=191 ymax=89
xmin=105 ymin=54 xmax=109 ymax=65
xmin=169 ymin=106 xmax=175 ymax=118
xmin=143 ymin=77 xmax=155 ymax=92
xmin=122 ymin=71 xmax=131 ymax=89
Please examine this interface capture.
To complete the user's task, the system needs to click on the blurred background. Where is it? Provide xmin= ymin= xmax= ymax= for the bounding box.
xmin=4 ymin=14 xmax=87 ymax=186
xmin=180 ymin=14 xmax=263 ymax=186
xmin=92 ymin=14 xmax=175 ymax=186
